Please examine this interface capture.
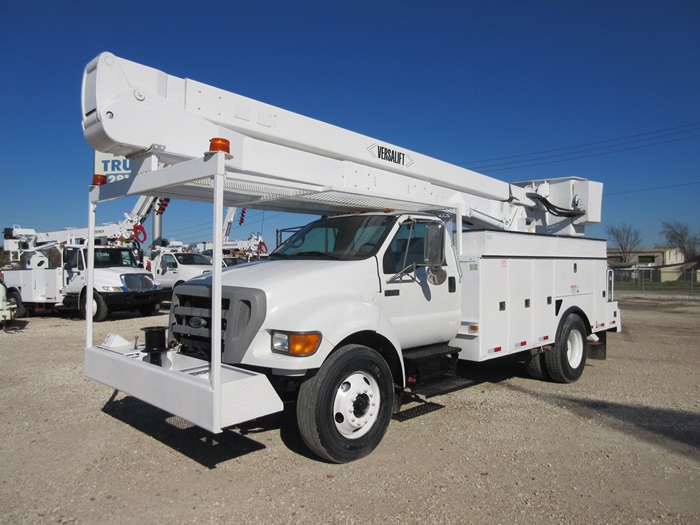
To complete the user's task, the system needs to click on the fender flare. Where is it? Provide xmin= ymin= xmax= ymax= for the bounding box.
xmin=556 ymin=306 xmax=591 ymax=341
xmin=309 ymin=302 xmax=405 ymax=387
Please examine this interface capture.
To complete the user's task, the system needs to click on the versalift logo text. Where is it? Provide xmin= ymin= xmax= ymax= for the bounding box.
xmin=367 ymin=144 xmax=414 ymax=167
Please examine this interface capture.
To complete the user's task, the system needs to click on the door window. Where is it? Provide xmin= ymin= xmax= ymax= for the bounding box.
xmin=383 ymin=221 xmax=428 ymax=275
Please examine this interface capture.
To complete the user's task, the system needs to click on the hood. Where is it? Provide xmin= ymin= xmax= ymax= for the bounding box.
xmin=96 ymin=267 xmax=152 ymax=277
xmin=93 ymin=266 xmax=154 ymax=285
xmin=189 ymin=258 xmax=381 ymax=301
xmin=179 ymin=264 xmax=212 ymax=273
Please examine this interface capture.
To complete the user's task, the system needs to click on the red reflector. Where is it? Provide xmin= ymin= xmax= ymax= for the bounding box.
xmin=601 ymin=323 xmax=605 ymax=327
xmin=543 ymin=335 xmax=549 ymax=341
xmin=520 ymin=341 xmax=527 ymax=347
xmin=494 ymin=347 xmax=501 ymax=353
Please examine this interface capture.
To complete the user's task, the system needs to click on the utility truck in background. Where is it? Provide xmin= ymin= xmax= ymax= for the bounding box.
xmin=82 ymin=52 xmax=620 ymax=462
xmin=147 ymin=241 xmax=212 ymax=292
xmin=195 ymin=232 xmax=268 ymax=263
xmin=3 ymin=196 xmax=161 ymax=321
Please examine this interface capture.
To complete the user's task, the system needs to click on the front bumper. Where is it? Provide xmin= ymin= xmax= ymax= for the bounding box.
xmin=102 ymin=291 xmax=159 ymax=308
xmin=85 ymin=341 xmax=284 ymax=432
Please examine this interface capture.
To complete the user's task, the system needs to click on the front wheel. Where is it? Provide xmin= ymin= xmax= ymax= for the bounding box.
xmin=545 ymin=314 xmax=588 ymax=383
xmin=297 ymin=344 xmax=394 ymax=463
xmin=139 ymin=302 xmax=161 ymax=317
xmin=82 ymin=291 xmax=109 ymax=322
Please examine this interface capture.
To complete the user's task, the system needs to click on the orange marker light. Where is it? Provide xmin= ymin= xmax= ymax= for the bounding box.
xmin=209 ymin=137 xmax=231 ymax=153
xmin=92 ymin=174 xmax=107 ymax=185
xmin=289 ymin=333 xmax=321 ymax=356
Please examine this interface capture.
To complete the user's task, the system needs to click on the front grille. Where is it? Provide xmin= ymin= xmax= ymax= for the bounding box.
xmin=122 ymin=273 xmax=155 ymax=292
xmin=169 ymin=284 xmax=266 ymax=364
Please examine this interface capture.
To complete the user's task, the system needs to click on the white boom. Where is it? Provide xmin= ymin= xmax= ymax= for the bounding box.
xmin=82 ymin=52 xmax=601 ymax=238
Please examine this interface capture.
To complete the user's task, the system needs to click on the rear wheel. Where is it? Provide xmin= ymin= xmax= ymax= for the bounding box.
xmin=524 ymin=351 xmax=548 ymax=380
xmin=545 ymin=314 xmax=588 ymax=383
xmin=297 ymin=345 xmax=394 ymax=463
xmin=7 ymin=290 xmax=26 ymax=318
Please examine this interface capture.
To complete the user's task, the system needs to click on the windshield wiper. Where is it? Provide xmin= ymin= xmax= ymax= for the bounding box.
xmin=293 ymin=251 xmax=339 ymax=260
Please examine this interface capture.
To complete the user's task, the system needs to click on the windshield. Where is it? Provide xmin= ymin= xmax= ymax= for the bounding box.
xmin=223 ymin=257 xmax=245 ymax=266
xmin=94 ymin=248 xmax=140 ymax=269
xmin=174 ymin=253 xmax=211 ymax=265
xmin=272 ymin=215 xmax=396 ymax=261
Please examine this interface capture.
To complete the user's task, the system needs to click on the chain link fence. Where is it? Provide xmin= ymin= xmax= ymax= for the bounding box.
xmin=611 ymin=268 xmax=698 ymax=295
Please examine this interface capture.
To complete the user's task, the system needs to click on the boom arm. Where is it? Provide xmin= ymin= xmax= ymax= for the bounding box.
xmin=82 ymin=52 xmax=602 ymax=236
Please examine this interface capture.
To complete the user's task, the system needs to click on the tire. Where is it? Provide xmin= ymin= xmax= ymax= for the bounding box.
xmin=139 ymin=302 xmax=160 ymax=317
xmin=7 ymin=290 xmax=26 ymax=318
xmin=82 ymin=291 xmax=109 ymax=322
xmin=297 ymin=344 xmax=394 ymax=463
xmin=524 ymin=351 xmax=549 ymax=380
xmin=545 ymin=314 xmax=588 ymax=383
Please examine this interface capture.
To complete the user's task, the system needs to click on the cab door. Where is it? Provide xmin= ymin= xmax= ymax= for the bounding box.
xmin=156 ymin=254 xmax=179 ymax=288
xmin=376 ymin=218 xmax=461 ymax=349
xmin=63 ymin=248 xmax=86 ymax=294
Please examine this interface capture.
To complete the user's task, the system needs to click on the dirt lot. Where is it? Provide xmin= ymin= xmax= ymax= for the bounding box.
xmin=1 ymin=293 xmax=698 ymax=524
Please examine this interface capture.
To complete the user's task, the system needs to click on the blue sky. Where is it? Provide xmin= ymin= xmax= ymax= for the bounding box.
xmin=1 ymin=1 xmax=698 ymax=249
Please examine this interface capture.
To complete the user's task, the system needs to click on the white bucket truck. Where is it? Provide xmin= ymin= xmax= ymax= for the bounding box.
xmin=82 ymin=53 xmax=620 ymax=462
xmin=3 ymin=198 xmax=161 ymax=321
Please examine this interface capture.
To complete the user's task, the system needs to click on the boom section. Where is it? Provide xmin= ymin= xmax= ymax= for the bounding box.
xmin=82 ymin=52 xmax=602 ymax=236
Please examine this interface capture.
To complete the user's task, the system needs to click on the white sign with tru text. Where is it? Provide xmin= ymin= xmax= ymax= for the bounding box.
xmin=94 ymin=152 xmax=131 ymax=183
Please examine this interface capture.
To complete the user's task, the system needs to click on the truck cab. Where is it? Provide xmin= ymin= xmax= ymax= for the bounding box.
xmin=171 ymin=212 xmax=460 ymax=370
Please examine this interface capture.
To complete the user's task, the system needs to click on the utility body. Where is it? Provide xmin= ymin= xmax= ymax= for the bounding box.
xmin=82 ymin=52 xmax=620 ymax=462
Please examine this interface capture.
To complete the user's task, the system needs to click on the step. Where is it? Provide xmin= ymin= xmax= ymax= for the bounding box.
xmin=393 ymin=401 xmax=444 ymax=422
xmin=402 ymin=344 xmax=461 ymax=363
xmin=410 ymin=376 xmax=477 ymax=398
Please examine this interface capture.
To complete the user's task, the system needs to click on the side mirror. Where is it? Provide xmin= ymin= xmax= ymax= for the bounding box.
xmin=423 ymin=223 xmax=445 ymax=266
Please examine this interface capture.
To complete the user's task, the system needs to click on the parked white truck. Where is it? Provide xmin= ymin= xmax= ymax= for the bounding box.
xmin=147 ymin=243 xmax=212 ymax=291
xmin=82 ymin=52 xmax=620 ymax=462
xmin=3 ymin=199 xmax=161 ymax=321
xmin=3 ymin=238 xmax=161 ymax=321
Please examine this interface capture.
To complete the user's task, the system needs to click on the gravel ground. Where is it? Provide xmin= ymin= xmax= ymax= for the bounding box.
xmin=1 ymin=292 xmax=698 ymax=524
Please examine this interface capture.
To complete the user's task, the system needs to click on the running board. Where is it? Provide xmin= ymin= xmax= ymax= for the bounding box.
xmin=410 ymin=376 xmax=476 ymax=398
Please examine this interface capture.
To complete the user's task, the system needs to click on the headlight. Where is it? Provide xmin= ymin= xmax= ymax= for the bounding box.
xmin=271 ymin=330 xmax=322 ymax=356
xmin=102 ymin=286 xmax=124 ymax=292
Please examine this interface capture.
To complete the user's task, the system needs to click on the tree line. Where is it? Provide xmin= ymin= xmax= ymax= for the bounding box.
xmin=606 ymin=220 xmax=699 ymax=263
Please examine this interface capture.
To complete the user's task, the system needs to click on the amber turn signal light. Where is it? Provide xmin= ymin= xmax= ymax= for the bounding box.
xmin=209 ymin=137 xmax=231 ymax=153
